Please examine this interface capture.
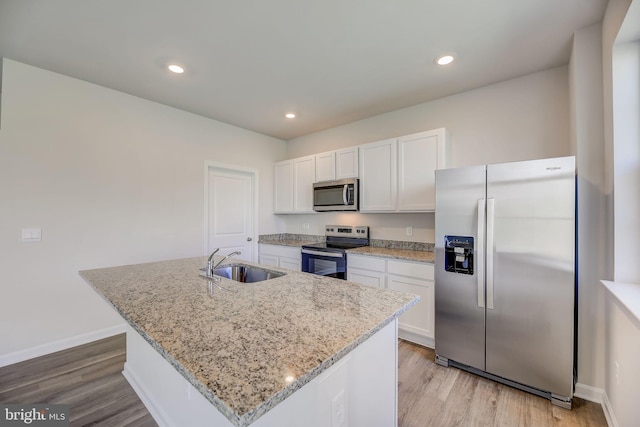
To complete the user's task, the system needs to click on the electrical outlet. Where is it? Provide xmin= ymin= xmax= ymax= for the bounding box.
xmin=406 ymin=226 xmax=413 ymax=236
xmin=332 ymin=389 xmax=346 ymax=427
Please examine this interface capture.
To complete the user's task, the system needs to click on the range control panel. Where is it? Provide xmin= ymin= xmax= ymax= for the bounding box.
xmin=325 ymin=225 xmax=369 ymax=239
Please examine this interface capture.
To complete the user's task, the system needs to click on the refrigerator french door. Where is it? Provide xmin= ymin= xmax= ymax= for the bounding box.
xmin=434 ymin=156 xmax=576 ymax=409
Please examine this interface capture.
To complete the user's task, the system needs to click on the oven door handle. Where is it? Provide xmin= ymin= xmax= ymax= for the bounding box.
xmin=301 ymin=249 xmax=344 ymax=258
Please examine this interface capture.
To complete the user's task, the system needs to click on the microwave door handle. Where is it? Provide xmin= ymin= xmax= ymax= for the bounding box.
xmin=343 ymin=184 xmax=349 ymax=205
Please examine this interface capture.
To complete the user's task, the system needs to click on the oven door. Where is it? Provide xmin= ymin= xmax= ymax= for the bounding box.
xmin=301 ymin=248 xmax=347 ymax=279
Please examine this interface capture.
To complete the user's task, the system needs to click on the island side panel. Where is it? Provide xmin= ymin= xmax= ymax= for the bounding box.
xmin=122 ymin=322 xmax=235 ymax=427
xmin=348 ymin=318 xmax=398 ymax=427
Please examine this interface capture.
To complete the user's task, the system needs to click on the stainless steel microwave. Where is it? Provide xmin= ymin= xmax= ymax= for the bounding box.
xmin=313 ymin=178 xmax=359 ymax=212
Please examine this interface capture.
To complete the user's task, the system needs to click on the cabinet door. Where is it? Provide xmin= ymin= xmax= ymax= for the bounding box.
xmin=259 ymin=253 xmax=279 ymax=267
xmin=359 ymin=139 xmax=397 ymax=212
xmin=388 ymin=260 xmax=434 ymax=345
xmin=293 ymin=155 xmax=316 ymax=213
xmin=335 ymin=147 xmax=359 ymax=179
xmin=348 ymin=267 xmax=386 ymax=289
xmin=388 ymin=274 xmax=434 ymax=340
xmin=315 ymin=151 xmax=336 ymax=182
xmin=398 ymin=129 xmax=449 ymax=211
xmin=279 ymin=256 xmax=301 ymax=272
xmin=274 ymin=160 xmax=294 ymax=213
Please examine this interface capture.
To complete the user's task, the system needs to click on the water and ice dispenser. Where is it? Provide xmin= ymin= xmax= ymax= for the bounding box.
xmin=444 ymin=236 xmax=474 ymax=275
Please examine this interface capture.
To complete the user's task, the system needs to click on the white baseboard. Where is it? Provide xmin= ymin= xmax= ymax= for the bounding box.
xmin=574 ymin=384 xmax=617 ymax=427
xmin=601 ymin=392 xmax=619 ymax=427
xmin=574 ymin=382 xmax=604 ymax=403
xmin=123 ymin=364 xmax=170 ymax=427
xmin=398 ymin=328 xmax=434 ymax=349
xmin=0 ymin=323 xmax=127 ymax=368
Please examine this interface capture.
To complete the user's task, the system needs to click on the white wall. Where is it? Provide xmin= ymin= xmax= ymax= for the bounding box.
xmin=569 ymin=22 xmax=607 ymax=394
xmin=612 ymin=41 xmax=640 ymax=283
xmin=601 ymin=1 xmax=640 ymax=426
xmin=283 ymin=67 xmax=570 ymax=242
xmin=0 ymin=59 xmax=286 ymax=360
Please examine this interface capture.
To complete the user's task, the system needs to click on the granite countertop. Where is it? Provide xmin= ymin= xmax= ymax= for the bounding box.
xmin=347 ymin=246 xmax=435 ymax=263
xmin=258 ymin=239 xmax=311 ymax=247
xmin=257 ymin=233 xmax=435 ymax=263
xmin=80 ymin=257 xmax=418 ymax=427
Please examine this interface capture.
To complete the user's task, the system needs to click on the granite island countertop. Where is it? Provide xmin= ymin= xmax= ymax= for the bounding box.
xmin=80 ymin=257 xmax=418 ymax=427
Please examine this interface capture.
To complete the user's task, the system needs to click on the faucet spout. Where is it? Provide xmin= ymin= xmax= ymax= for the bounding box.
xmin=207 ymin=249 xmax=242 ymax=276
xmin=207 ymin=248 xmax=220 ymax=276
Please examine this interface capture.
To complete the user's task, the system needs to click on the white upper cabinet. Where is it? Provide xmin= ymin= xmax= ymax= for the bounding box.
xmin=335 ymin=147 xmax=359 ymax=179
xmin=359 ymin=139 xmax=398 ymax=212
xmin=274 ymin=156 xmax=316 ymax=214
xmin=293 ymin=155 xmax=316 ymax=213
xmin=274 ymin=160 xmax=294 ymax=213
xmin=315 ymin=147 xmax=359 ymax=182
xmin=274 ymin=128 xmax=448 ymax=214
xmin=397 ymin=128 xmax=449 ymax=212
xmin=315 ymin=151 xmax=336 ymax=182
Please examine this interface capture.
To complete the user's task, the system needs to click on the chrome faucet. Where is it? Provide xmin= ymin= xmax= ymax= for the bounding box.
xmin=206 ymin=249 xmax=241 ymax=276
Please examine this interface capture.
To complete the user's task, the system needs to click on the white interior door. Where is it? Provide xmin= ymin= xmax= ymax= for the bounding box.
xmin=206 ymin=164 xmax=256 ymax=262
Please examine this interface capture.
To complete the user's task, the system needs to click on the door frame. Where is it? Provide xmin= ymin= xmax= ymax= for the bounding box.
xmin=203 ymin=161 xmax=259 ymax=262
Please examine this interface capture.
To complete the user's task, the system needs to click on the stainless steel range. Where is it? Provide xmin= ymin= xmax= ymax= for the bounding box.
xmin=301 ymin=225 xmax=369 ymax=279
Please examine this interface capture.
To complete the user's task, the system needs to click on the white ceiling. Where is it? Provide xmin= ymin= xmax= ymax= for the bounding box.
xmin=0 ymin=0 xmax=607 ymax=140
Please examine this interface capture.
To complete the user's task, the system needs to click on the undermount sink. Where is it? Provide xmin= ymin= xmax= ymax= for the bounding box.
xmin=211 ymin=263 xmax=286 ymax=283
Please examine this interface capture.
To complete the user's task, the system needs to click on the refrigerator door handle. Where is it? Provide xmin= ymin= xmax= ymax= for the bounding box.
xmin=486 ymin=198 xmax=495 ymax=310
xmin=477 ymin=199 xmax=486 ymax=308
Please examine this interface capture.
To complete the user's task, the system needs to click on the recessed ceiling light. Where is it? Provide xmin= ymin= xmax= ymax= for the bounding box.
xmin=435 ymin=55 xmax=455 ymax=66
xmin=285 ymin=113 xmax=296 ymax=119
xmin=168 ymin=64 xmax=185 ymax=74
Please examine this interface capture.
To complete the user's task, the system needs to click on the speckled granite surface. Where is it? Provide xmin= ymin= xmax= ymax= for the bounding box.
xmin=347 ymin=246 xmax=435 ymax=263
xmin=258 ymin=234 xmax=435 ymax=262
xmin=80 ymin=257 xmax=418 ymax=427
xmin=258 ymin=233 xmax=323 ymax=246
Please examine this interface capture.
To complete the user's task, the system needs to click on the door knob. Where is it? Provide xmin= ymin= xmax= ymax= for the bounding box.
xmin=247 ymin=237 xmax=253 ymax=242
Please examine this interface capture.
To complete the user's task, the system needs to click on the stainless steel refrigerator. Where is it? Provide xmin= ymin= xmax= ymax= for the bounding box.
xmin=434 ymin=156 xmax=576 ymax=409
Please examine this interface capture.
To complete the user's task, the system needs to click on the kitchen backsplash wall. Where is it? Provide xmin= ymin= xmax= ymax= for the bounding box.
xmin=281 ymin=212 xmax=435 ymax=243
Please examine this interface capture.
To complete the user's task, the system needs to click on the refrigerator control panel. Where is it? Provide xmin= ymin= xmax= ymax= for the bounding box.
xmin=444 ymin=236 xmax=474 ymax=275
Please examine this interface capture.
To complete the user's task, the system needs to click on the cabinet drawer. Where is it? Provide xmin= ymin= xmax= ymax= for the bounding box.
xmin=387 ymin=259 xmax=434 ymax=279
xmin=347 ymin=254 xmax=386 ymax=272
xmin=259 ymin=244 xmax=301 ymax=260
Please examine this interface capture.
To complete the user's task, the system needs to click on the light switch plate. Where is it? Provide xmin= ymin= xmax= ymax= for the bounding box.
xmin=22 ymin=228 xmax=42 ymax=242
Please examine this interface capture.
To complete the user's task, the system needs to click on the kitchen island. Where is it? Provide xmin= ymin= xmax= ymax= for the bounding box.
xmin=80 ymin=257 xmax=418 ymax=427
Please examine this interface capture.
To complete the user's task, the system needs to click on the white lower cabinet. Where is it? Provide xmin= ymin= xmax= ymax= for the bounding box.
xmin=348 ymin=253 xmax=434 ymax=348
xmin=347 ymin=254 xmax=386 ymax=289
xmin=387 ymin=260 xmax=434 ymax=348
xmin=259 ymin=244 xmax=301 ymax=271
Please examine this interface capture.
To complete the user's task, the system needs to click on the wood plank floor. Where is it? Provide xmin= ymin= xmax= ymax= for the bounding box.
xmin=52 ymin=373 xmax=157 ymax=427
xmin=0 ymin=334 xmax=157 ymax=427
xmin=397 ymin=339 xmax=608 ymax=427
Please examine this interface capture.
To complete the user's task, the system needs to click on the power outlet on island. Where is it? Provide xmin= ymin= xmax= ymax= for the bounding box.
xmin=331 ymin=389 xmax=346 ymax=427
